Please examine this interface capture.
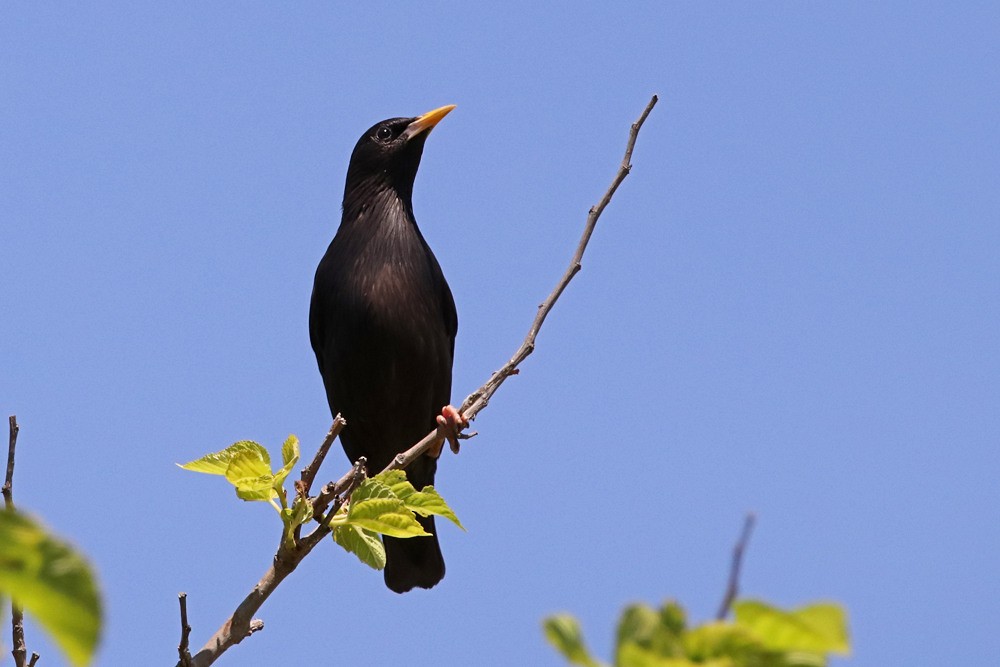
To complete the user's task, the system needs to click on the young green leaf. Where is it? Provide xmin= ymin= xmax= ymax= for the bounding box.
xmin=274 ymin=435 xmax=300 ymax=487
xmin=178 ymin=440 xmax=270 ymax=475
xmin=281 ymin=496 xmax=315 ymax=546
xmin=281 ymin=434 xmax=299 ymax=467
xmin=0 ymin=510 xmax=102 ymax=667
xmin=616 ymin=641 xmax=701 ymax=667
xmin=233 ymin=475 xmax=277 ymax=502
xmin=374 ymin=470 xmax=464 ymax=529
xmin=617 ymin=603 xmax=661 ymax=647
xmin=350 ymin=477 xmax=397 ymax=503
xmin=616 ymin=603 xmax=662 ymax=663
xmin=288 ymin=495 xmax=313 ymax=528
xmin=224 ymin=448 xmax=272 ymax=484
xmin=659 ymin=601 xmax=688 ymax=636
xmin=223 ymin=447 xmax=277 ymax=502
xmin=332 ymin=524 xmax=386 ymax=569
xmin=615 ymin=601 xmax=693 ymax=665
xmin=542 ymin=614 xmax=607 ymax=667
xmin=346 ymin=497 xmax=429 ymax=538
xmin=328 ymin=471 xmax=465 ymax=569
xmin=681 ymin=621 xmax=764 ymax=663
xmin=734 ymin=600 xmax=850 ymax=656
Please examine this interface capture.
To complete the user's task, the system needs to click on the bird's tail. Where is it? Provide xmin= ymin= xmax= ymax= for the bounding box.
xmin=383 ymin=513 xmax=445 ymax=593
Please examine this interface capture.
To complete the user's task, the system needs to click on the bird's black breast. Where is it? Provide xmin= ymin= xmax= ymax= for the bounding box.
xmin=309 ymin=200 xmax=457 ymax=474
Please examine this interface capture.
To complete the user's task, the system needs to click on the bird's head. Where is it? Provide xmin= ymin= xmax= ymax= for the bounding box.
xmin=344 ymin=105 xmax=456 ymax=203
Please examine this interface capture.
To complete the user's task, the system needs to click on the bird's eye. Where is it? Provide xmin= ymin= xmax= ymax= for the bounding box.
xmin=375 ymin=126 xmax=393 ymax=142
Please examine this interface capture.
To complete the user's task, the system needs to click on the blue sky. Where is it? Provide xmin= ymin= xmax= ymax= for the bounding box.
xmin=2 ymin=3 xmax=998 ymax=665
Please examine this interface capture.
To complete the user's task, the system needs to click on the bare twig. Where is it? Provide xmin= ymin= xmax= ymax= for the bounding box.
xmin=320 ymin=458 xmax=366 ymax=526
xmin=716 ymin=512 xmax=756 ymax=620
xmin=178 ymin=594 xmax=193 ymax=667
xmin=299 ymin=415 xmax=346 ymax=496
xmin=311 ymin=456 xmax=366 ymax=523
xmin=6 ymin=415 xmax=30 ymax=667
xmin=3 ymin=416 xmax=18 ymax=508
xmin=27 ymin=654 xmax=39 ymax=667
xmin=295 ymin=416 xmax=347 ymax=541
xmin=180 ymin=95 xmax=658 ymax=666
xmin=386 ymin=94 xmax=659 ymax=474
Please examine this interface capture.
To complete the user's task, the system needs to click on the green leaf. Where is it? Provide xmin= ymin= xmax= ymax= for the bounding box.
xmin=682 ymin=621 xmax=763 ymax=663
xmin=350 ymin=477 xmax=396 ymax=503
xmin=281 ymin=434 xmax=299 ymax=467
xmin=615 ymin=601 xmax=690 ymax=661
xmin=617 ymin=603 xmax=661 ymax=651
xmin=734 ymin=600 xmax=850 ymax=656
xmin=617 ymin=642 xmax=704 ymax=667
xmin=179 ymin=440 xmax=290 ymax=502
xmin=375 ymin=470 xmax=464 ymax=529
xmin=332 ymin=524 xmax=386 ymax=569
xmin=281 ymin=496 xmax=314 ymax=545
xmin=274 ymin=435 xmax=300 ymax=487
xmin=0 ymin=510 xmax=102 ymax=667
xmin=542 ymin=614 xmax=606 ymax=667
xmin=347 ymin=498 xmax=429 ymax=538
xmin=225 ymin=449 xmax=272 ymax=484
xmin=233 ymin=477 xmax=277 ymax=501
xmin=778 ymin=652 xmax=826 ymax=667
xmin=659 ymin=601 xmax=687 ymax=636
xmin=178 ymin=440 xmax=270 ymax=475
xmin=288 ymin=495 xmax=313 ymax=528
xmin=376 ymin=469 xmax=407 ymax=486
xmin=223 ymin=447 xmax=278 ymax=502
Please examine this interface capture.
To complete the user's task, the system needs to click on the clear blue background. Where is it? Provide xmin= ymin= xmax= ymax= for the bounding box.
xmin=2 ymin=3 xmax=998 ymax=665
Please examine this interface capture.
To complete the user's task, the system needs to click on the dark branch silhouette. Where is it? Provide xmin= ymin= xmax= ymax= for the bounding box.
xmin=717 ymin=512 xmax=757 ymax=620
xmin=177 ymin=593 xmax=192 ymax=666
xmin=6 ymin=415 xmax=40 ymax=667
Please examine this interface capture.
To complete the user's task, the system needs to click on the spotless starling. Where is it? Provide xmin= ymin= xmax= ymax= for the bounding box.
xmin=310 ymin=105 xmax=466 ymax=593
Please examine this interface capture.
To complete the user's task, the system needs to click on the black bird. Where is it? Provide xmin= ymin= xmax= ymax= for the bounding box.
xmin=310 ymin=105 xmax=465 ymax=593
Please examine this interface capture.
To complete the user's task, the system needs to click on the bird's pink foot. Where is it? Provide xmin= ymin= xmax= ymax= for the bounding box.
xmin=429 ymin=405 xmax=469 ymax=457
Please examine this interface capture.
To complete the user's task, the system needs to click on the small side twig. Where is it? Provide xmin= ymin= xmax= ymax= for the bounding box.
xmin=295 ymin=416 xmax=347 ymax=541
xmin=298 ymin=415 xmax=346 ymax=496
xmin=320 ymin=457 xmax=367 ymax=526
xmin=3 ymin=415 xmax=18 ymax=508
xmin=6 ymin=415 xmax=32 ymax=667
xmin=716 ymin=512 xmax=756 ymax=620
xmin=177 ymin=593 xmax=193 ymax=667
xmin=310 ymin=456 xmax=366 ymax=523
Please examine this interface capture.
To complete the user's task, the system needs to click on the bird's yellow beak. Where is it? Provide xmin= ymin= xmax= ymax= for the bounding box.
xmin=403 ymin=104 xmax=456 ymax=140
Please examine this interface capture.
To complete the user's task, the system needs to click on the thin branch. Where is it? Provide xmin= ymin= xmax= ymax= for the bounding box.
xmin=7 ymin=415 xmax=30 ymax=667
xmin=298 ymin=415 xmax=346 ymax=496
xmin=180 ymin=95 xmax=658 ymax=666
xmin=178 ymin=594 xmax=193 ymax=667
xmin=10 ymin=608 xmax=27 ymax=667
xmin=319 ymin=458 xmax=366 ymax=526
xmin=295 ymin=416 xmax=347 ymax=541
xmin=27 ymin=654 xmax=39 ymax=667
xmin=386 ymin=94 xmax=659 ymax=474
xmin=310 ymin=456 xmax=366 ymax=523
xmin=716 ymin=512 xmax=757 ymax=620
xmin=3 ymin=415 xmax=18 ymax=508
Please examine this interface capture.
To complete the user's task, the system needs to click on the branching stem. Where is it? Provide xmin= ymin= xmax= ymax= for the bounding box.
xmin=179 ymin=95 xmax=658 ymax=666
